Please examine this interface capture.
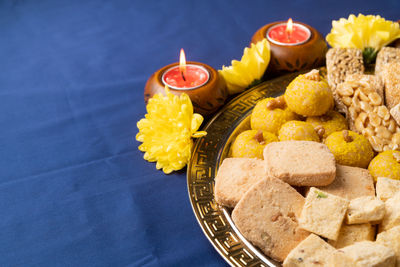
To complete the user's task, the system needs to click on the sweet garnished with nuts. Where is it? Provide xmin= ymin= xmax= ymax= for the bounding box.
xmin=325 ymin=130 xmax=374 ymax=168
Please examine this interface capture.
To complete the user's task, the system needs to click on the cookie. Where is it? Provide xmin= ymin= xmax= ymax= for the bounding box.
xmin=328 ymin=223 xmax=375 ymax=249
xmin=263 ymin=141 xmax=336 ymax=186
xmin=313 ymin=164 xmax=374 ymax=200
xmin=232 ymin=177 xmax=309 ymax=262
xmin=283 ymin=234 xmax=335 ymax=267
xmin=214 ymin=158 xmax=268 ymax=208
xmin=333 ymin=241 xmax=396 ymax=267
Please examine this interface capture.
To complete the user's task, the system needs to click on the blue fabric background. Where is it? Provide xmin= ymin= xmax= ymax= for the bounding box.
xmin=0 ymin=0 xmax=398 ymax=266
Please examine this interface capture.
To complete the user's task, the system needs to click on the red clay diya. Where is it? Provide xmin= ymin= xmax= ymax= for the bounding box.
xmin=144 ymin=49 xmax=226 ymax=116
xmin=251 ymin=19 xmax=327 ymax=76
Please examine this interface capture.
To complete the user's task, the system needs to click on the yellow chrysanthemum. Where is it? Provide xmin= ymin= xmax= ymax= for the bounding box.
xmin=326 ymin=14 xmax=400 ymax=63
xmin=136 ymin=87 xmax=207 ymax=174
xmin=219 ymin=38 xmax=270 ymax=95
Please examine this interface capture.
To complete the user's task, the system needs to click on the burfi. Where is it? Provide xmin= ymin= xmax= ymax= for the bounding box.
xmin=376 ymin=177 xmax=400 ymax=202
xmin=263 ymin=141 xmax=336 ymax=186
xmin=375 ymin=47 xmax=400 ymax=77
xmin=314 ymin=164 xmax=375 ymax=200
xmin=232 ymin=177 xmax=309 ymax=262
xmin=382 ymin=62 xmax=400 ymax=110
xmin=380 ymin=191 xmax=400 ymax=232
xmin=346 ymin=196 xmax=385 ymax=224
xmin=214 ymin=158 xmax=268 ymax=207
xmin=283 ymin=234 xmax=335 ymax=267
xmin=334 ymin=241 xmax=396 ymax=267
xmin=299 ymin=187 xmax=349 ymax=240
xmin=328 ymin=224 xmax=375 ymax=249
xmin=376 ymin=226 xmax=400 ymax=267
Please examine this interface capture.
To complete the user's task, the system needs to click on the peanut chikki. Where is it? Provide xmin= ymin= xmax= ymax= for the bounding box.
xmin=375 ymin=47 xmax=400 ymax=77
xmin=335 ymin=77 xmax=400 ymax=152
xmin=382 ymin=62 xmax=400 ymax=110
xmin=326 ymin=48 xmax=364 ymax=114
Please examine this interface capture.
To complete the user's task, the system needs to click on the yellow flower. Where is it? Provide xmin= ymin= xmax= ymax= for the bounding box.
xmin=136 ymin=87 xmax=207 ymax=174
xmin=326 ymin=14 xmax=400 ymax=63
xmin=219 ymin=38 xmax=270 ymax=95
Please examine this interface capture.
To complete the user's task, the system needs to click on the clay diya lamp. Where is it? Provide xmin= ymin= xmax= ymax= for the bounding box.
xmin=144 ymin=49 xmax=227 ymax=116
xmin=251 ymin=18 xmax=327 ymax=77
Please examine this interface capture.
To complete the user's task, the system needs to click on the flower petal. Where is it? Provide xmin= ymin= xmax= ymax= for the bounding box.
xmin=219 ymin=39 xmax=270 ymax=95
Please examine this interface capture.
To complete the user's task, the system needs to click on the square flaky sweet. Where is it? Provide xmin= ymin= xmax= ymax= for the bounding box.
xmin=299 ymin=187 xmax=349 ymax=240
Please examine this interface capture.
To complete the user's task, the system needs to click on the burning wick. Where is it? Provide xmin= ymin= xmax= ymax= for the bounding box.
xmin=179 ymin=48 xmax=187 ymax=81
xmin=286 ymin=18 xmax=293 ymax=41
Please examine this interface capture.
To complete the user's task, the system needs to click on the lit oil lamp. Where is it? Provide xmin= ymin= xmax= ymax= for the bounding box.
xmin=251 ymin=18 xmax=327 ymax=76
xmin=144 ymin=49 xmax=226 ymax=115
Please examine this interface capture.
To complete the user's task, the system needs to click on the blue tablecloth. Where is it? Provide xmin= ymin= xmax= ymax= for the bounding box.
xmin=0 ymin=0 xmax=399 ymax=266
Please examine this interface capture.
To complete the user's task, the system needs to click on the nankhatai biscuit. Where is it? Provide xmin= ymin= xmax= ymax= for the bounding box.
xmin=263 ymin=141 xmax=336 ymax=186
xmin=232 ymin=177 xmax=309 ymax=262
xmin=328 ymin=223 xmax=375 ymax=249
xmin=312 ymin=164 xmax=375 ymax=200
xmin=214 ymin=158 xmax=268 ymax=208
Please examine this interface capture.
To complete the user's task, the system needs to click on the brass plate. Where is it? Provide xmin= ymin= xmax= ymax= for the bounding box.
xmin=187 ymin=70 xmax=310 ymax=266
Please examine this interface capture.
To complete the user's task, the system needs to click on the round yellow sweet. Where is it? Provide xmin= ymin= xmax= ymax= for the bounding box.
xmin=368 ymin=151 xmax=400 ymax=182
xmin=284 ymin=74 xmax=333 ymax=116
xmin=278 ymin=121 xmax=320 ymax=142
xmin=251 ymin=97 xmax=298 ymax=135
xmin=306 ymin=110 xmax=348 ymax=139
xmin=231 ymin=130 xmax=278 ymax=159
xmin=324 ymin=130 xmax=374 ymax=168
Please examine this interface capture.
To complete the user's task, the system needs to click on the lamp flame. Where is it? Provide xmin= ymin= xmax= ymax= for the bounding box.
xmin=179 ymin=48 xmax=187 ymax=75
xmin=286 ymin=18 xmax=293 ymax=35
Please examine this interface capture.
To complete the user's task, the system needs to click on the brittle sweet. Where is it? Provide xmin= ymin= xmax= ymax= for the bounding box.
xmin=326 ymin=48 xmax=365 ymax=91
xmin=382 ymin=62 xmax=400 ymax=110
xmin=375 ymin=47 xmax=400 ymax=77
xmin=326 ymin=48 xmax=364 ymax=116
xmin=335 ymin=78 xmax=400 ymax=152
